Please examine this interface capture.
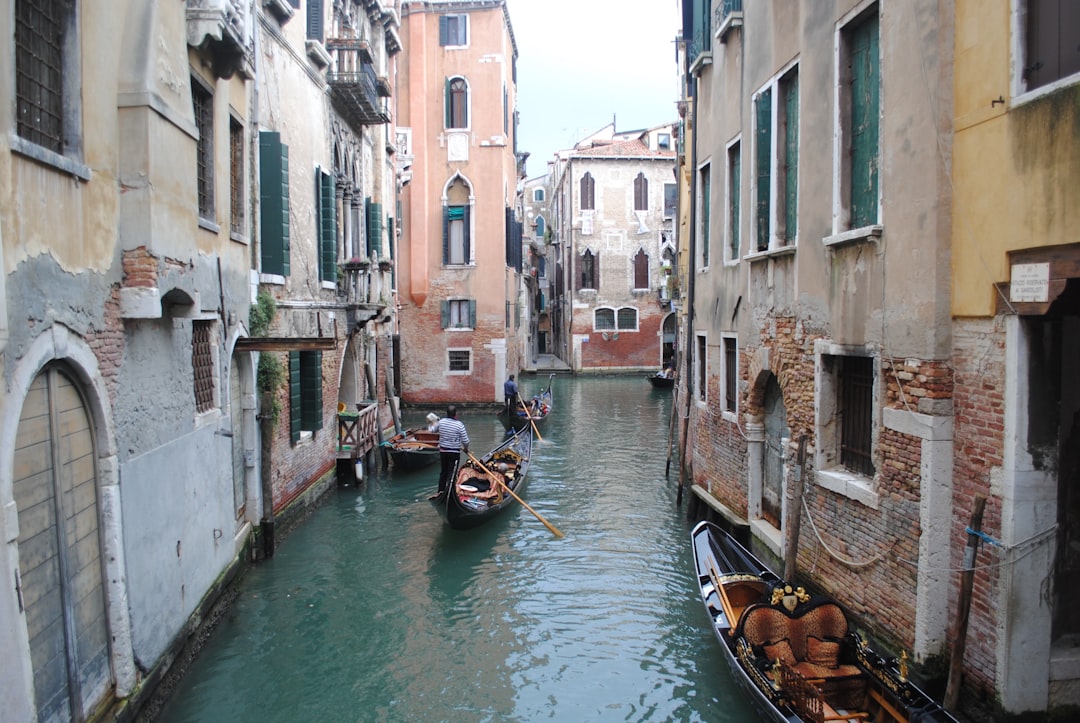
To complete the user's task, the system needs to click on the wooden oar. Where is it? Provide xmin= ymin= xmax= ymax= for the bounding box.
xmin=466 ymin=451 xmax=563 ymax=538
xmin=516 ymin=392 xmax=543 ymax=441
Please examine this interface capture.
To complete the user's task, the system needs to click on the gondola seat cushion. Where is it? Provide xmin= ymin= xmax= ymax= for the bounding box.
xmin=742 ymin=602 xmax=862 ymax=679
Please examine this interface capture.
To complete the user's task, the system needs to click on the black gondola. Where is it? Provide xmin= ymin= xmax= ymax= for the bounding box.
xmin=647 ymin=371 xmax=675 ymax=388
xmin=432 ymin=427 xmax=533 ymax=530
xmin=690 ymin=520 xmax=958 ymax=723
xmin=500 ymin=373 xmax=554 ymax=431
xmin=382 ymin=427 xmax=440 ymax=472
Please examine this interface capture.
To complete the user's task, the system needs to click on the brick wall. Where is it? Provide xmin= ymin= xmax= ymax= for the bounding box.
xmin=574 ymin=303 xmax=667 ymax=369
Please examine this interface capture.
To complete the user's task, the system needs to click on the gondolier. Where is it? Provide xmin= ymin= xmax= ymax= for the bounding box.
xmin=434 ymin=405 xmax=469 ymax=499
xmin=503 ymin=374 xmax=518 ymax=414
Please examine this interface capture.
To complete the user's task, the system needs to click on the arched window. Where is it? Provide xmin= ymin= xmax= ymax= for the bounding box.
xmin=633 ymin=248 xmax=649 ymax=289
xmin=617 ymin=307 xmax=638 ymax=331
xmin=446 ymin=77 xmax=468 ymax=128
xmin=578 ymin=249 xmax=597 ymax=290
xmin=535 ymin=215 xmax=545 ymax=238
xmin=634 ymin=172 xmax=648 ymax=210
xmin=594 ymin=307 xmax=615 ymax=330
xmin=580 ymin=172 xmax=595 ymax=210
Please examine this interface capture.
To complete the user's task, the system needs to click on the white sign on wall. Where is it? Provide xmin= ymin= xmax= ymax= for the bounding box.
xmin=1010 ymin=263 xmax=1050 ymax=303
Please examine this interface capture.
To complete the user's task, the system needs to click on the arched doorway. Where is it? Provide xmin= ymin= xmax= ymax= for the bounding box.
xmin=13 ymin=364 xmax=111 ymax=721
xmin=661 ymin=312 xmax=676 ymax=368
xmin=762 ymin=374 xmax=789 ymax=528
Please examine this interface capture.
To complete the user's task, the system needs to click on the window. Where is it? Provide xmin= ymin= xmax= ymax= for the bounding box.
xmin=318 ymin=170 xmax=336 ymax=282
xmin=533 ymin=188 xmax=545 ymax=202
xmin=579 ymin=249 xmax=597 ymax=290
xmin=441 ymin=299 xmax=476 ymax=329
xmin=443 ymin=205 xmax=470 ymax=264
xmin=698 ymin=162 xmax=711 ymax=267
xmin=193 ymin=320 xmax=216 ymax=413
xmin=840 ymin=8 xmax=879 ymax=230
xmin=818 ymin=351 xmax=877 ymax=479
xmin=366 ymin=198 xmax=383 ymax=257
xmin=439 ymin=14 xmax=468 ymax=46
xmin=663 ymin=182 xmax=677 ymax=218
xmin=289 ymin=351 xmax=324 ymax=443
xmin=535 ymin=215 xmax=545 ymax=238
xmin=633 ymin=249 xmax=649 ymax=289
xmin=259 ymin=132 xmax=290 ymax=276
xmin=634 ymin=172 xmax=649 ymax=211
xmin=15 ymin=0 xmax=79 ymax=159
xmin=727 ymin=140 xmax=741 ymax=260
xmin=307 ymin=0 xmax=324 ymax=42
xmin=722 ymin=335 xmax=738 ymax=414
xmin=192 ymin=76 xmax=215 ymax=222
xmin=1023 ymin=0 xmax=1080 ymax=91
xmin=446 ymin=77 xmax=468 ymax=129
xmin=696 ymin=334 xmax=707 ymax=402
xmin=580 ymin=172 xmax=595 ymax=210
xmin=229 ymin=116 xmax=244 ymax=235
xmin=754 ymin=66 xmax=799 ymax=252
xmin=448 ymin=349 xmax=471 ymax=372
xmin=658 ymin=132 xmax=671 ymax=150
xmin=594 ymin=308 xmax=615 ymax=330
xmin=616 ymin=307 xmax=638 ymax=331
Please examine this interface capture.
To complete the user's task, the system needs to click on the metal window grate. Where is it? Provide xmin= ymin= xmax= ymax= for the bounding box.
xmin=193 ymin=321 xmax=215 ymax=413
xmin=15 ymin=0 xmax=65 ymax=153
xmin=724 ymin=339 xmax=737 ymax=412
xmin=448 ymin=350 xmax=470 ymax=372
xmin=193 ymin=79 xmax=214 ymax=220
xmin=839 ymin=355 xmax=875 ymax=476
xmin=229 ymin=117 xmax=244 ymax=234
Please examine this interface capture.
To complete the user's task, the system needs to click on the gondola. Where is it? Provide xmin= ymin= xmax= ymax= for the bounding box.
xmin=431 ymin=427 xmax=533 ymax=530
xmin=647 ymin=371 xmax=675 ymax=388
xmin=382 ymin=427 xmax=440 ymax=472
xmin=690 ymin=520 xmax=958 ymax=723
xmin=500 ymin=373 xmax=554 ymax=431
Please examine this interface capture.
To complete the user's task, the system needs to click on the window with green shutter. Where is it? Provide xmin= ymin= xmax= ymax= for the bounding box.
xmin=780 ymin=69 xmax=799 ymax=244
xmin=754 ymin=88 xmax=772 ymax=253
xmin=259 ymin=132 xmax=290 ymax=276
xmin=444 ymin=205 xmax=469 ymax=264
xmin=366 ymin=198 xmax=382 ymax=257
xmin=289 ymin=351 xmax=301 ymax=443
xmin=848 ymin=11 xmax=879 ymax=229
xmin=318 ymin=170 xmax=336 ymax=282
xmin=698 ymin=164 xmax=710 ymax=267
xmin=728 ymin=142 xmax=741 ymax=260
xmin=289 ymin=350 xmax=323 ymax=443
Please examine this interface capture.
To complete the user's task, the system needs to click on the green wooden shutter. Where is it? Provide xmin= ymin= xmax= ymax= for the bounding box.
xmin=289 ymin=351 xmax=301 ymax=443
xmin=366 ymin=199 xmax=382 ymax=256
xmin=468 ymin=300 xmax=477 ymax=328
xmin=259 ymin=132 xmax=290 ymax=276
xmin=444 ymin=78 xmax=451 ymax=127
xmin=439 ymin=15 xmax=449 ymax=46
xmin=300 ymin=351 xmax=323 ymax=431
xmin=307 ymin=0 xmax=323 ymax=42
xmin=462 ymin=204 xmax=471 ymax=262
xmin=442 ymin=206 xmax=450 ymax=264
xmin=700 ymin=167 xmax=710 ymax=266
xmin=755 ymin=88 xmax=772 ymax=252
xmin=730 ymin=144 xmax=741 ymax=259
xmin=319 ymin=170 xmax=336 ymax=282
xmin=850 ymin=13 xmax=879 ymax=228
xmin=440 ymin=300 xmax=450 ymax=328
xmin=782 ymin=75 xmax=799 ymax=243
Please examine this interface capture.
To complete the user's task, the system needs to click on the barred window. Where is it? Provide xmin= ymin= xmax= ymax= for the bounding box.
xmin=616 ymin=307 xmax=638 ymax=331
xmin=448 ymin=350 xmax=471 ymax=372
xmin=15 ymin=0 xmax=68 ymax=153
xmin=192 ymin=76 xmax=215 ymax=221
xmin=230 ymin=116 xmax=244 ymax=235
xmin=838 ymin=355 xmax=875 ymax=476
xmin=192 ymin=321 xmax=216 ymax=413
xmin=594 ymin=308 xmax=615 ymax=331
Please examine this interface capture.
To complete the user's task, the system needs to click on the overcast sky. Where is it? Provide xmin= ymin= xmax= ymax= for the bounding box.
xmin=505 ymin=0 xmax=683 ymax=178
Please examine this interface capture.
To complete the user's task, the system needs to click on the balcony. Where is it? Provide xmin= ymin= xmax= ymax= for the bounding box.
xmin=186 ymin=0 xmax=254 ymax=79
xmin=714 ymin=0 xmax=744 ymax=44
xmin=338 ymin=260 xmax=391 ymax=329
xmin=326 ymin=39 xmax=390 ymax=126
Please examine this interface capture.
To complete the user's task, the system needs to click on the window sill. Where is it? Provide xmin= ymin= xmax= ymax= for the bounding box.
xmin=823 ymin=225 xmax=882 ymax=249
xmin=444 ymin=327 xmax=473 ymax=332
xmin=816 ymin=468 xmax=879 ymax=509
xmin=1013 ymin=71 xmax=1080 ymax=109
xmin=11 ymin=136 xmax=92 ymax=181
xmin=198 ymin=217 xmax=221 ymax=234
xmin=306 ymin=40 xmax=332 ymax=69
xmin=230 ymin=230 xmax=249 ymax=245
xmin=721 ymin=409 xmax=738 ymax=424
xmin=744 ymin=244 xmax=796 ymax=263
xmin=442 ymin=263 xmax=474 ymax=269
xmin=263 ymin=0 xmax=294 ymax=23
xmin=259 ymin=273 xmax=286 ymax=285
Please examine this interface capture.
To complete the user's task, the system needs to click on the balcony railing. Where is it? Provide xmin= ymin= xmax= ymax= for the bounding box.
xmin=327 ymin=39 xmax=390 ymax=126
xmin=338 ymin=261 xmax=391 ymax=329
xmin=337 ymin=401 xmax=379 ymax=457
xmin=714 ymin=0 xmax=744 ymax=43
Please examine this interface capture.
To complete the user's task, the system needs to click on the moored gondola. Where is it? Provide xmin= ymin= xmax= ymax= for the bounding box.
xmin=382 ymin=427 xmax=440 ymax=472
xmin=647 ymin=371 xmax=675 ymax=388
xmin=690 ymin=520 xmax=958 ymax=723
xmin=431 ymin=427 xmax=533 ymax=530
xmin=500 ymin=373 xmax=554 ymax=431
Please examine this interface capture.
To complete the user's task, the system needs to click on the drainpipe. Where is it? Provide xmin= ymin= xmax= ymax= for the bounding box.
xmin=677 ymin=75 xmax=699 ymax=506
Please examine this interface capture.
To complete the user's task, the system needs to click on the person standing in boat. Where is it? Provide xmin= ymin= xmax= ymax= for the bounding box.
xmin=434 ymin=405 xmax=469 ymax=499
xmin=503 ymin=374 xmax=518 ymax=414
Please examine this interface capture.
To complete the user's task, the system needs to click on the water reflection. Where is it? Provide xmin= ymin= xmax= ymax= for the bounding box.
xmin=155 ymin=376 xmax=757 ymax=722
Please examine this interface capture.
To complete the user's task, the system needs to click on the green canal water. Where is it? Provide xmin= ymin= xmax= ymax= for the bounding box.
xmin=155 ymin=375 xmax=757 ymax=722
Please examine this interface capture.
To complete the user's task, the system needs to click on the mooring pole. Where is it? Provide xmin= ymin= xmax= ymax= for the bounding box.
xmin=944 ymin=493 xmax=987 ymax=709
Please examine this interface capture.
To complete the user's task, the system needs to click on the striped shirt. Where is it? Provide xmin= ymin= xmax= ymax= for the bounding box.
xmin=437 ymin=417 xmax=470 ymax=451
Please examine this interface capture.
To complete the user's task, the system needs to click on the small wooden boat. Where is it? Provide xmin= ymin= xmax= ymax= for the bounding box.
xmin=690 ymin=520 xmax=958 ymax=723
xmin=432 ymin=427 xmax=533 ymax=530
xmin=500 ymin=374 xmax=554 ymax=431
xmin=382 ymin=427 xmax=440 ymax=472
xmin=647 ymin=371 xmax=675 ymax=388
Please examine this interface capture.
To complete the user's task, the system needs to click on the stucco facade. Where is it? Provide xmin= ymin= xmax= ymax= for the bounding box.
xmin=395 ymin=0 xmax=525 ymax=405
xmin=951 ymin=0 xmax=1080 ymax=715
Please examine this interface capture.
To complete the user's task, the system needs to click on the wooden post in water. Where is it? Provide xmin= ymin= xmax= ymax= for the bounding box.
xmin=783 ymin=435 xmax=809 ymax=583
xmin=944 ymin=493 xmax=987 ymax=709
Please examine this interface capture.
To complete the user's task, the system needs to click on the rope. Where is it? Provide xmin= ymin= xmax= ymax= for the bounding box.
xmin=801 ymin=496 xmax=894 ymax=568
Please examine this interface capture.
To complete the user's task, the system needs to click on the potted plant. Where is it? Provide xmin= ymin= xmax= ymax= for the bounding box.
xmin=341 ymin=256 xmax=370 ymax=272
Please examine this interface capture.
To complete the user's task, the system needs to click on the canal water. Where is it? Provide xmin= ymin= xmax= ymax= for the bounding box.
xmin=155 ymin=375 xmax=758 ymax=722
